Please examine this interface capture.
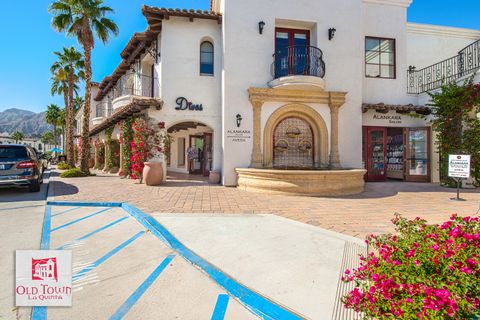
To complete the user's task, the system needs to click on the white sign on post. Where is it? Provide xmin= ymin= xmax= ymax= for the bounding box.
xmin=448 ymin=155 xmax=471 ymax=179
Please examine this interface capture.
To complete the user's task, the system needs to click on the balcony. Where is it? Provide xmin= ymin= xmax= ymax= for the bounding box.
xmin=269 ymin=45 xmax=326 ymax=90
xmin=92 ymin=101 xmax=113 ymax=125
xmin=407 ymin=39 xmax=480 ymax=94
xmin=112 ymin=72 xmax=158 ymax=110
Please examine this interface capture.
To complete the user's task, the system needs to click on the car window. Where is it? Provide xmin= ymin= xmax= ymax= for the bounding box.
xmin=0 ymin=146 xmax=28 ymax=159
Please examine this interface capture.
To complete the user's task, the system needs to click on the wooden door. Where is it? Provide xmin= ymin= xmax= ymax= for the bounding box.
xmin=404 ymin=127 xmax=430 ymax=182
xmin=365 ymin=126 xmax=387 ymax=181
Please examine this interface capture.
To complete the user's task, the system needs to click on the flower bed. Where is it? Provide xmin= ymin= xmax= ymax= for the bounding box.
xmin=342 ymin=214 xmax=479 ymax=319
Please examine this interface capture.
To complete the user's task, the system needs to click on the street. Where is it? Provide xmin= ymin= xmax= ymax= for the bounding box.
xmin=0 ymin=171 xmax=49 ymax=320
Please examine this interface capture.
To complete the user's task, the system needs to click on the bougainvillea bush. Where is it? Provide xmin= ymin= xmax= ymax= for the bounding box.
xmin=342 ymin=214 xmax=479 ymax=319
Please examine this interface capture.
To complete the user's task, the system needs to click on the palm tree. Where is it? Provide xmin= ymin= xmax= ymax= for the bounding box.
xmin=45 ymin=104 xmax=61 ymax=149
xmin=49 ymin=0 xmax=118 ymax=174
xmin=51 ymin=46 xmax=84 ymax=167
xmin=12 ymin=130 xmax=24 ymax=143
xmin=41 ymin=131 xmax=55 ymax=150
xmin=73 ymin=96 xmax=84 ymax=114
xmin=57 ymin=109 xmax=66 ymax=152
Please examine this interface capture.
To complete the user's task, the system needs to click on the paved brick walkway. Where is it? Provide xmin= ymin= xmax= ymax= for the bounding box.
xmin=51 ymin=170 xmax=480 ymax=239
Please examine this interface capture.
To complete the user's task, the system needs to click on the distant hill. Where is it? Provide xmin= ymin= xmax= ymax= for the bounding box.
xmin=0 ymin=108 xmax=51 ymax=137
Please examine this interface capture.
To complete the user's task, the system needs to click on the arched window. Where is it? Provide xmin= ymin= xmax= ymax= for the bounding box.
xmin=200 ymin=41 xmax=214 ymax=75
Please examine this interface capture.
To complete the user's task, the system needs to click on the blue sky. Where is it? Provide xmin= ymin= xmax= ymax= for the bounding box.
xmin=0 ymin=0 xmax=478 ymax=113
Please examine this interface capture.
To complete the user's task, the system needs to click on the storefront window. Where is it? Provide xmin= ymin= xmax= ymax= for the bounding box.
xmin=408 ymin=128 xmax=428 ymax=176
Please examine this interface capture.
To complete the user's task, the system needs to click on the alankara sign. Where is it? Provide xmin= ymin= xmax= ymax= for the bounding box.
xmin=448 ymin=154 xmax=471 ymax=179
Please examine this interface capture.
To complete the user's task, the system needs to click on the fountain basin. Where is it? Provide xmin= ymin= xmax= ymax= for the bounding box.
xmin=235 ymin=168 xmax=366 ymax=197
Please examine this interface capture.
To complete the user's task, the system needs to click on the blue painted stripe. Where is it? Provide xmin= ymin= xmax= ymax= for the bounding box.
xmin=109 ymin=254 xmax=175 ymax=320
xmin=47 ymin=201 xmax=122 ymax=207
xmin=211 ymin=294 xmax=230 ymax=320
xmin=31 ymin=205 xmax=53 ymax=320
xmin=51 ymin=207 xmax=81 ymax=217
xmin=73 ymin=231 xmax=145 ymax=282
xmin=31 ymin=307 xmax=47 ymax=320
xmin=51 ymin=208 xmax=112 ymax=232
xmin=121 ymin=203 xmax=303 ymax=320
xmin=56 ymin=216 xmax=129 ymax=250
xmin=40 ymin=206 xmax=52 ymax=250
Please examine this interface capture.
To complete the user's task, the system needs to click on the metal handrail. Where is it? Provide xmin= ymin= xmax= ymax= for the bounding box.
xmin=272 ymin=45 xmax=326 ymax=79
xmin=95 ymin=101 xmax=113 ymax=118
xmin=113 ymin=72 xmax=158 ymax=99
xmin=407 ymin=39 xmax=480 ymax=94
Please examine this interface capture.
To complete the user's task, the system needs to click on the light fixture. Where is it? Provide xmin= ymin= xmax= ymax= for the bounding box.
xmin=328 ymin=28 xmax=336 ymax=40
xmin=236 ymin=114 xmax=243 ymax=127
xmin=258 ymin=21 xmax=265 ymax=35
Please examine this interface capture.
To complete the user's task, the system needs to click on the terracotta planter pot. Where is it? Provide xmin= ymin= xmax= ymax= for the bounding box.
xmin=142 ymin=162 xmax=164 ymax=186
xmin=209 ymin=170 xmax=221 ymax=184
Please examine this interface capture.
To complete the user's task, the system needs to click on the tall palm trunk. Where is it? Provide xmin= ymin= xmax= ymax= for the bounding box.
xmin=80 ymin=45 xmax=92 ymax=173
xmin=67 ymin=74 xmax=75 ymax=167
xmin=62 ymin=88 xmax=73 ymax=166
xmin=53 ymin=124 xmax=57 ymax=149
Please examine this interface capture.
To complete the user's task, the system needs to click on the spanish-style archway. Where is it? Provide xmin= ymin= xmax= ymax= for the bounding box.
xmin=263 ymin=104 xmax=329 ymax=168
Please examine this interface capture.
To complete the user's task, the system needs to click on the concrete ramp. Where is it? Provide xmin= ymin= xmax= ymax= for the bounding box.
xmin=153 ymin=214 xmax=367 ymax=319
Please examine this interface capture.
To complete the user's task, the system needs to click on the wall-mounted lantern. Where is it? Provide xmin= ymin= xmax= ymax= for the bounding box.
xmin=258 ymin=21 xmax=266 ymax=35
xmin=328 ymin=28 xmax=336 ymax=40
xmin=236 ymin=114 xmax=243 ymax=127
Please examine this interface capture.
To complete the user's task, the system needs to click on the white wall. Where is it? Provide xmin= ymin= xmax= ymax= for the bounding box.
xmin=407 ymin=23 xmax=480 ymax=69
xmin=222 ymin=0 xmax=366 ymax=185
xmin=148 ymin=16 xmax=223 ymax=174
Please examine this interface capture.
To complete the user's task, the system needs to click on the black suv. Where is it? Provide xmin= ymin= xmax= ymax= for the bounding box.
xmin=0 ymin=145 xmax=45 ymax=192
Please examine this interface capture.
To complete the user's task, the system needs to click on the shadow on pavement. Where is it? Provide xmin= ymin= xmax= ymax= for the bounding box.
xmin=338 ymin=181 xmax=479 ymax=200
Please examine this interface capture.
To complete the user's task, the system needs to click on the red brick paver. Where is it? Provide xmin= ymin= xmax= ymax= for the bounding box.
xmin=51 ymin=170 xmax=480 ymax=239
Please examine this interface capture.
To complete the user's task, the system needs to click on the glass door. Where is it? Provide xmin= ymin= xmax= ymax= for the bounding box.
xmin=275 ymin=28 xmax=310 ymax=78
xmin=188 ymin=135 xmax=204 ymax=174
xmin=365 ymin=127 xmax=387 ymax=181
xmin=203 ymin=133 xmax=213 ymax=177
xmin=405 ymin=128 xmax=430 ymax=182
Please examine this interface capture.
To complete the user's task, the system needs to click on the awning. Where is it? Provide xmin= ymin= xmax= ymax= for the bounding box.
xmin=362 ymin=103 xmax=432 ymax=115
xmin=89 ymin=97 xmax=163 ymax=137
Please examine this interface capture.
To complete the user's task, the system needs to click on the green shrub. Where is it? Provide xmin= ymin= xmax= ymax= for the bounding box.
xmin=60 ymin=168 xmax=89 ymax=178
xmin=57 ymin=162 xmax=72 ymax=170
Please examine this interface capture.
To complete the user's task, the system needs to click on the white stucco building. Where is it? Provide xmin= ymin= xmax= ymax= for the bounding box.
xmin=87 ymin=0 xmax=479 ymax=193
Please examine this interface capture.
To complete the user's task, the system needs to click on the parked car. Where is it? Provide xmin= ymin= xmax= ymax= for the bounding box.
xmin=0 ymin=145 xmax=44 ymax=192
xmin=34 ymin=148 xmax=49 ymax=171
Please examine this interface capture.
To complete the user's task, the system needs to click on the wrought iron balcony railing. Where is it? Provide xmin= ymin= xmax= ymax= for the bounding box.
xmin=407 ymin=39 xmax=480 ymax=94
xmin=272 ymin=45 xmax=326 ymax=79
xmin=113 ymin=72 xmax=158 ymax=99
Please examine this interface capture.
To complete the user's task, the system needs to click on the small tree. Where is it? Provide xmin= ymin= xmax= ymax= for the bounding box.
xmin=41 ymin=131 xmax=55 ymax=150
xmin=429 ymin=78 xmax=480 ymax=186
xmin=12 ymin=130 xmax=24 ymax=143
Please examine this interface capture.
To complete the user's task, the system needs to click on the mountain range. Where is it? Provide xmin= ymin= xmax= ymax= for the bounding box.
xmin=0 ymin=108 xmax=51 ymax=137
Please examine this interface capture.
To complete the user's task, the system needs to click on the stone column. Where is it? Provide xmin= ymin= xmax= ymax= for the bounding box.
xmin=103 ymin=143 xmax=110 ymax=172
xmin=119 ymin=142 xmax=124 ymax=175
xmin=328 ymin=94 xmax=345 ymax=169
xmin=250 ymin=99 xmax=264 ymax=168
xmin=94 ymin=143 xmax=100 ymax=169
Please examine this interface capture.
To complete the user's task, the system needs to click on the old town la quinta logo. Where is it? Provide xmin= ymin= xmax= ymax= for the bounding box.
xmin=16 ymin=251 xmax=72 ymax=307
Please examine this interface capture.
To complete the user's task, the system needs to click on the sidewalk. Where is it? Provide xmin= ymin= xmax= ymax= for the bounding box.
xmin=51 ymin=169 xmax=480 ymax=239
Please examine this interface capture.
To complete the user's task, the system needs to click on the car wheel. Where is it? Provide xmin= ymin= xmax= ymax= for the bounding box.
xmin=29 ymin=180 xmax=41 ymax=192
